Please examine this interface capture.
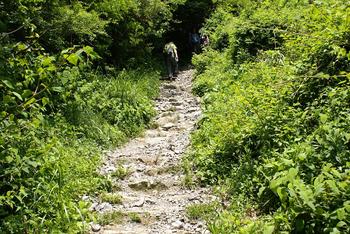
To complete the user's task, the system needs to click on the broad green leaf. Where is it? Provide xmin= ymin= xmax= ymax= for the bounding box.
xmin=23 ymin=98 xmax=36 ymax=108
xmin=83 ymin=46 xmax=94 ymax=54
xmin=22 ymin=166 xmax=29 ymax=174
xmin=52 ymin=87 xmax=64 ymax=92
xmin=314 ymin=175 xmax=324 ymax=195
xmin=66 ymin=54 xmax=79 ymax=65
xmin=3 ymin=80 xmax=14 ymax=89
xmin=263 ymin=225 xmax=274 ymax=234
xmin=306 ymin=201 xmax=316 ymax=211
xmin=12 ymin=92 xmax=23 ymax=101
xmin=16 ymin=43 xmax=27 ymax=51
xmin=20 ymin=111 xmax=28 ymax=118
xmin=83 ymin=46 xmax=100 ymax=59
xmin=258 ymin=186 xmax=266 ymax=197
xmin=3 ymin=95 xmax=14 ymax=104
xmin=42 ymin=56 xmax=54 ymax=67
xmin=320 ymin=114 xmax=328 ymax=123
xmin=42 ymin=97 xmax=50 ymax=106
xmin=336 ymin=208 xmax=346 ymax=220
xmin=61 ymin=48 xmax=71 ymax=54
xmin=270 ymin=177 xmax=285 ymax=190
xmin=26 ymin=160 xmax=39 ymax=168
xmin=277 ymin=187 xmax=288 ymax=202
xmin=330 ymin=228 xmax=341 ymax=234
xmin=22 ymin=90 xmax=33 ymax=99
xmin=344 ymin=201 xmax=350 ymax=212
xmin=6 ymin=156 xmax=14 ymax=163
xmin=337 ymin=221 xmax=347 ymax=228
xmin=326 ymin=180 xmax=340 ymax=195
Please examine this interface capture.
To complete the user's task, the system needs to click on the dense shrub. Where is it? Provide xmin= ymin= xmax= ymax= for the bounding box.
xmin=1 ymin=0 xmax=165 ymax=231
xmin=0 ymin=0 xmax=187 ymax=231
xmin=0 ymin=46 xmax=160 ymax=231
xmin=189 ymin=0 xmax=350 ymax=233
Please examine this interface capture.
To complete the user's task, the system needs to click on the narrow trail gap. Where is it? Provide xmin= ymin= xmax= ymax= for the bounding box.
xmin=91 ymin=69 xmax=215 ymax=234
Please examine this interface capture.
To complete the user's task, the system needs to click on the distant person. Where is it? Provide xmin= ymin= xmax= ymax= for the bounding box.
xmin=201 ymin=35 xmax=210 ymax=47
xmin=164 ymin=42 xmax=179 ymax=80
xmin=189 ymin=28 xmax=200 ymax=54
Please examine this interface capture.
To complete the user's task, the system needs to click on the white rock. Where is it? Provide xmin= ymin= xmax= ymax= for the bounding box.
xmin=90 ymin=223 xmax=101 ymax=232
xmin=146 ymin=198 xmax=156 ymax=204
xmin=133 ymin=197 xmax=145 ymax=207
xmin=89 ymin=202 xmax=98 ymax=211
xmin=162 ymin=123 xmax=175 ymax=130
xmin=95 ymin=202 xmax=113 ymax=212
xmin=172 ymin=220 xmax=184 ymax=229
xmin=136 ymin=164 xmax=146 ymax=172
xmin=184 ymin=223 xmax=192 ymax=230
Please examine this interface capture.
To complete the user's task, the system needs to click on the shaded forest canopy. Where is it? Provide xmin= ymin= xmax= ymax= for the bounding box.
xmin=0 ymin=0 xmax=214 ymax=65
xmin=166 ymin=0 xmax=214 ymax=60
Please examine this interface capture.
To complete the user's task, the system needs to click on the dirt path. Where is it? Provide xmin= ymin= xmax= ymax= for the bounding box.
xmin=89 ymin=69 xmax=213 ymax=234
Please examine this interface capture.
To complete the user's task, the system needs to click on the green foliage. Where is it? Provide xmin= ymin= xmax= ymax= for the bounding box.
xmin=50 ymin=3 xmax=108 ymax=49
xmin=1 ymin=0 xmax=184 ymax=62
xmin=111 ymin=165 xmax=132 ymax=180
xmin=189 ymin=0 xmax=350 ymax=233
xmin=96 ymin=211 xmax=125 ymax=226
xmin=99 ymin=193 xmax=123 ymax=204
xmin=128 ymin=212 xmax=142 ymax=223
xmin=186 ymin=202 xmax=218 ymax=220
xmin=0 ymin=40 xmax=161 ymax=232
xmin=0 ymin=117 xmax=103 ymax=233
xmin=1 ymin=0 xmax=177 ymax=231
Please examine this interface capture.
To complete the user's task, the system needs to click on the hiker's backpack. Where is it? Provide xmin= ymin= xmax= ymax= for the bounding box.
xmin=167 ymin=46 xmax=175 ymax=57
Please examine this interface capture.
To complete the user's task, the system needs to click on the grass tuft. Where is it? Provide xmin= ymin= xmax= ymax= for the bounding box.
xmin=99 ymin=193 xmax=123 ymax=204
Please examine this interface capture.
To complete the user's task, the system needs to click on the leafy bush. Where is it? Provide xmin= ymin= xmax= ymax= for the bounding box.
xmin=189 ymin=0 xmax=350 ymax=233
xmin=0 ymin=41 xmax=161 ymax=232
xmin=1 ymin=0 xmax=174 ymax=231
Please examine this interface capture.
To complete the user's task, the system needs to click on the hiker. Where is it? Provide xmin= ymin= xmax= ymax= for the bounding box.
xmin=189 ymin=28 xmax=200 ymax=54
xmin=164 ymin=42 xmax=179 ymax=80
xmin=201 ymin=34 xmax=210 ymax=47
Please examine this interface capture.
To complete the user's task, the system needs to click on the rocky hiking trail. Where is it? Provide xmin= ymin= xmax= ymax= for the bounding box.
xmin=89 ymin=69 xmax=215 ymax=234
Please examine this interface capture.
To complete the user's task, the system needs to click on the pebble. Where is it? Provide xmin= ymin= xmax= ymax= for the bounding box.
xmin=90 ymin=223 xmax=101 ymax=232
xmin=133 ymin=197 xmax=145 ymax=207
xmin=146 ymin=198 xmax=156 ymax=204
xmin=136 ymin=164 xmax=146 ymax=172
xmin=95 ymin=202 xmax=113 ymax=212
xmin=82 ymin=195 xmax=89 ymax=201
xmin=184 ymin=223 xmax=192 ymax=230
xmin=162 ymin=123 xmax=175 ymax=130
xmin=89 ymin=202 xmax=98 ymax=211
xmin=171 ymin=220 xmax=184 ymax=229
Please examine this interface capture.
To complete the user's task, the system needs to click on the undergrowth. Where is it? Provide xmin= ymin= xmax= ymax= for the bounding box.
xmin=188 ymin=0 xmax=350 ymax=233
xmin=0 ymin=47 xmax=160 ymax=232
